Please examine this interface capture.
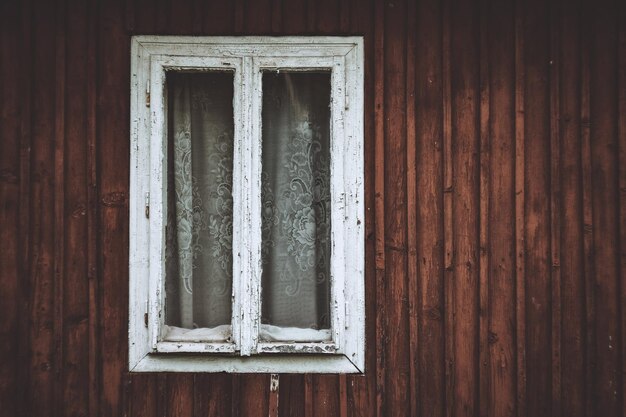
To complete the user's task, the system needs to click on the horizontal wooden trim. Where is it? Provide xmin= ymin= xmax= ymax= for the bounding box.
xmin=156 ymin=342 xmax=237 ymax=354
xmin=130 ymin=353 xmax=363 ymax=374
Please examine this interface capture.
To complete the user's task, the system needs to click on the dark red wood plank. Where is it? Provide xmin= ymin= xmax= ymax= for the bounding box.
xmin=405 ymin=0 xmax=418 ymax=413
xmin=16 ymin=2 xmax=34 ymax=416
xmin=281 ymin=0 xmax=307 ymax=34
xmin=0 ymin=2 xmax=23 ymax=416
xmin=312 ymin=375 xmax=341 ymax=417
xmin=478 ymin=0 xmax=490 ymax=414
xmin=129 ymin=375 xmax=157 ymax=417
xmin=97 ymin=0 xmax=130 ymax=415
xmin=155 ymin=0 xmax=169 ymax=33
xmin=589 ymin=1 xmax=621 ymax=415
xmin=306 ymin=0 xmax=316 ymax=32
xmin=270 ymin=0 xmax=282 ymax=33
xmin=203 ymin=1 xmax=236 ymax=35
xmin=85 ymin=1 xmax=101 ymax=417
xmin=373 ymin=0 xmax=386 ymax=415
xmin=549 ymin=1 xmax=562 ymax=415
xmin=514 ymin=1 xmax=528 ymax=415
xmin=486 ymin=2 xmax=518 ymax=416
xmin=168 ymin=0 xmax=195 ymax=35
xmin=64 ymin=0 xmax=93 ymax=412
xmin=449 ymin=0 xmax=481 ymax=414
xmin=442 ymin=0 xmax=454 ymax=409
xmin=245 ymin=0 xmax=271 ymax=34
xmin=236 ymin=374 xmax=269 ymax=417
xmin=304 ymin=374 xmax=313 ymax=417
xmin=314 ymin=0 xmax=339 ymax=34
xmin=524 ymin=0 xmax=553 ymax=415
xmin=339 ymin=0 xmax=350 ymax=33
xmin=382 ymin=0 xmax=409 ymax=415
xmin=53 ymin=0 xmax=67 ymax=412
xmin=200 ymin=374 xmax=233 ymax=417
xmin=414 ymin=0 xmax=445 ymax=416
xmin=166 ymin=374 xmax=194 ymax=417
xmin=619 ymin=1 xmax=626 ymax=414
xmin=559 ymin=2 xmax=586 ymax=417
xmin=579 ymin=2 xmax=595 ymax=414
xmin=134 ymin=0 xmax=157 ymax=34
xmin=278 ymin=375 xmax=305 ymax=417
xmin=29 ymin=1 xmax=58 ymax=415
xmin=86 ymin=1 xmax=100 ymax=417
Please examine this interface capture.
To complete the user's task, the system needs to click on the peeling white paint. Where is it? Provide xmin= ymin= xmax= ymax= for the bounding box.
xmin=129 ymin=36 xmax=364 ymax=374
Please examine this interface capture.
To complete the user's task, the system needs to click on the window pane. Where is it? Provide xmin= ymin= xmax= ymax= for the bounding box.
xmin=164 ymin=72 xmax=234 ymax=332
xmin=261 ymin=71 xmax=332 ymax=332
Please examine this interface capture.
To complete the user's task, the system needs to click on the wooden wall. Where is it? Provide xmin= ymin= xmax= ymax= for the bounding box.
xmin=1 ymin=0 xmax=625 ymax=416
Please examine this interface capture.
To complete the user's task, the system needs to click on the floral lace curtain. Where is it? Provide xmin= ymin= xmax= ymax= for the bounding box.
xmin=164 ymin=71 xmax=331 ymax=336
xmin=260 ymin=72 xmax=331 ymax=331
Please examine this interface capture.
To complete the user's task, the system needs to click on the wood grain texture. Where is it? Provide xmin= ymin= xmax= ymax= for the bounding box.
xmin=1 ymin=0 xmax=625 ymax=416
xmin=16 ymin=2 xmax=34 ymax=416
xmin=549 ymin=2 xmax=562 ymax=417
xmin=373 ymin=0 xmax=386 ymax=416
xmin=559 ymin=2 xmax=585 ymax=417
xmin=514 ymin=0 xmax=527 ymax=414
xmin=29 ymin=2 xmax=57 ymax=416
xmin=64 ymin=3 xmax=91 ymax=415
xmin=617 ymin=4 xmax=626 ymax=417
xmin=488 ymin=1 xmax=517 ymax=416
xmin=0 ymin=2 xmax=22 ymax=416
xmin=449 ymin=0 xmax=480 ymax=415
xmin=86 ymin=1 xmax=100 ymax=416
xmin=415 ymin=1 xmax=445 ymax=417
xmin=580 ymin=2 xmax=596 ymax=415
xmin=405 ymin=0 xmax=418 ymax=414
xmin=589 ymin=1 xmax=621 ymax=415
xmin=477 ymin=0 xmax=490 ymax=415
xmin=524 ymin=0 xmax=552 ymax=415
xmin=383 ymin=0 xmax=409 ymax=415
xmin=98 ymin=0 xmax=130 ymax=415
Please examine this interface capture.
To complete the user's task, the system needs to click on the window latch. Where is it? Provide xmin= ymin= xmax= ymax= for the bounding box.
xmin=145 ymin=192 xmax=150 ymax=219
xmin=270 ymin=374 xmax=279 ymax=392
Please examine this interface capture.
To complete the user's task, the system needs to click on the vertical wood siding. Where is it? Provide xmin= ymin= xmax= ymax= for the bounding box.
xmin=1 ymin=0 xmax=625 ymax=416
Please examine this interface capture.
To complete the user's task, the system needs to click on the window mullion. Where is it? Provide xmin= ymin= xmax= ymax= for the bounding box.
xmin=238 ymin=55 xmax=262 ymax=356
xmin=231 ymin=59 xmax=243 ymax=353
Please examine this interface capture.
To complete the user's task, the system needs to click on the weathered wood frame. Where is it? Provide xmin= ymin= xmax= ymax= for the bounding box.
xmin=129 ymin=36 xmax=364 ymax=373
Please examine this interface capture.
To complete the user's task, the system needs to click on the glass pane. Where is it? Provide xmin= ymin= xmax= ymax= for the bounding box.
xmin=261 ymin=71 xmax=332 ymax=332
xmin=164 ymin=71 xmax=234 ymax=333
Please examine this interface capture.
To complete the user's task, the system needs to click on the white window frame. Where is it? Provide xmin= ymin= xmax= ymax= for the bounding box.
xmin=129 ymin=36 xmax=364 ymax=373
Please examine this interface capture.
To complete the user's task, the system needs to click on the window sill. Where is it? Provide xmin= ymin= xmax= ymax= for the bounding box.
xmin=130 ymin=352 xmax=364 ymax=374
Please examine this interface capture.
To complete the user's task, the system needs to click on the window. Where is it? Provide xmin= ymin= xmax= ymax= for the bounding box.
xmin=129 ymin=36 xmax=364 ymax=373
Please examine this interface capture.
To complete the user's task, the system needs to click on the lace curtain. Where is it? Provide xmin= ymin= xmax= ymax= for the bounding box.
xmin=164 ymin=71 xmax=331 ymax=340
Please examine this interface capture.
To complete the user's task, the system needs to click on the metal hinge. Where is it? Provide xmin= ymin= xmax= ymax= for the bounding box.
xmin=345 ymin=93 xmax=350 ymax=110
xmin=144 ymin=192 xmax=150 ymax=219
xmin=146 ymin=82 xmax=150 ymax=107
xmin=144 ymin=300 xmax=149 ymax=327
